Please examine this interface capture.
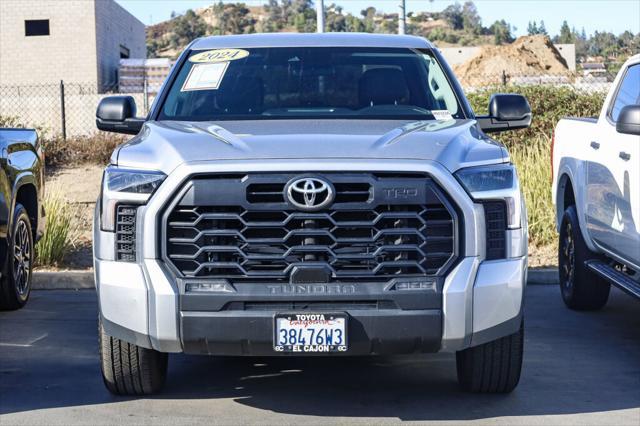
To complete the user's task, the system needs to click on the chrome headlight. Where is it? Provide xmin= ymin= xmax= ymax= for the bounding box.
xmin=455 ymin=163 xmax=522 ymax=228
xmin=100 ymin=165 xmax=166 ymax=231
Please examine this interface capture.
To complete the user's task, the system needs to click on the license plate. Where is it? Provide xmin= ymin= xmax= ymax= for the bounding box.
xmin=274 ymin=313 xmax=348 ymax=353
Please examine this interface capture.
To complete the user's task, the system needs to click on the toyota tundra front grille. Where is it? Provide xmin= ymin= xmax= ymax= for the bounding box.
xmin=163 ymin=173 xmax=459 ymax=280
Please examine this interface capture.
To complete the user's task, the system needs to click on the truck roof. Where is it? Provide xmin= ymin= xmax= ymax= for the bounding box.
xmin=191 ymin=32 xmax=434 ymax=50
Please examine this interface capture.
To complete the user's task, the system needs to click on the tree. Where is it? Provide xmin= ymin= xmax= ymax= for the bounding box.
xmin=262 ymin=0 xmax=285 ymax=31
xmin=325 ymin=4 xmax=346 ymax=32
xmin=490 ymin=20 xmax=513 ymax=44
xmin=169 ymin=9 xmax=209 ymax=49
xmin=461 ymin=1 xmax=482 ymax=35
xmin=379 ymin=13 xmax=398 ymax=34
xmin=211 ymin=2 xmax=256 ymax=35
xmin=147 ymin=38 xmax=160 ymax=57
xmin=556 ymin=20 xmax=574 ymax=43
xmin=538 ymin=20 xmax=548 ymax=35
xmin=345 ymin=14 xmax=364 ymax=32
xmin=574 ymin=27 xmax=589 ymax=58
xmin=527 ymin=20 xmax=547 ymax=36
xmin=442 ymin=2 xmax=463 ymax=30
xmin=289 ymin=0 xmax=314 ymax=29
xmin=360 ymin=7 xmax=376 ymax=32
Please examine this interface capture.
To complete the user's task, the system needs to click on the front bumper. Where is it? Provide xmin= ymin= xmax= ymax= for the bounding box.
xmin=94 ymin=159 xmax=527 ymax=355
xmin=182 ymin=310 xmax=442 ymax=356
xmin=95 ymin=255 xmax=526 ymax=355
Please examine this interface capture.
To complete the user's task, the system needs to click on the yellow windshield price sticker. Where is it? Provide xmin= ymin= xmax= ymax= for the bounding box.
xmin=189 ymin=48 xmax=250 ymax=63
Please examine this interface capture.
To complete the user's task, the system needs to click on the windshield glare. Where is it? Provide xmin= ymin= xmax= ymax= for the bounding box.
xmin=159 ymin=47 xmax=462 ymax=121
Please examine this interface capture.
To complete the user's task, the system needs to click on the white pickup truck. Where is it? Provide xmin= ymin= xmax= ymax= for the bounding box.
xmin=552 ymin=54 xmax=640 ymax=310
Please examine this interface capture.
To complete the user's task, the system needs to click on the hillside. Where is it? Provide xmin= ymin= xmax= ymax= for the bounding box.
xmin=145 ymin=2 xmax=501 ymax=59
xmin=145 ymin=1 xmax=638 ymax=68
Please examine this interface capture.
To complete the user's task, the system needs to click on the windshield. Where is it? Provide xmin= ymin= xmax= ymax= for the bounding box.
xmin=158 ymin=47 xmax=463 ymax=121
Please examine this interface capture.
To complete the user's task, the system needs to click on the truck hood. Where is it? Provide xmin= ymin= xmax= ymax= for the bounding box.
xmin=114 ymin=119 xmax=507 ymax=174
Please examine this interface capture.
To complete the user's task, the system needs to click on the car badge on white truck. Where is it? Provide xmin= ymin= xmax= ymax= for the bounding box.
xmin=285 ymin=177 xmax=335 ymax=210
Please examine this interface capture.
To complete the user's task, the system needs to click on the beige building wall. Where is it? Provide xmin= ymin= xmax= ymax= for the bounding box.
xmin=0 ymin=0 xmax=98 ymax=87
xmin=0 ymin=0 xmax=145 ymax=91
xmin=554 ymin=44 xmax=576 ymax=71
xmin=94 ymin=0 xmax=146 ymax=89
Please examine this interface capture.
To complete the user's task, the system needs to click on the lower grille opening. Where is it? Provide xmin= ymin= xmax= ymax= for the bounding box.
xmin=483 ymin=201 xmax=507 ymax=260
xmin=115 ymin=205 xmax=137 ymax=262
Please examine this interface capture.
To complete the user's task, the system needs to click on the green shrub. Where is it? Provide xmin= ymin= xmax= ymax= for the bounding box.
xmin=467 ymin=85 xmax=605 ymax=145
xmin=36 ymin=190 xmax=74 ymax=266
xmin=467 ymin=86 xmax=605 ymax=247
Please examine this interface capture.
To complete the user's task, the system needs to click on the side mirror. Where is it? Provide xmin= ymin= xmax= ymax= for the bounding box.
xmin=96 ymin=96 xmax=144 ymax=135
xmin=477 ymin=94 xmax=532 ymax=133
xmin=616 ymin=105 xmax=640 ymax=136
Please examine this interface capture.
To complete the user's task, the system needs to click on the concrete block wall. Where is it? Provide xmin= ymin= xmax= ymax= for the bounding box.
xmin=0 ymin=0 xmax=98 ymax=87
xmin=94 ymin=0 xmax=146 ymax=90
xmin=0 ymin=0 xmax=145 ymax=92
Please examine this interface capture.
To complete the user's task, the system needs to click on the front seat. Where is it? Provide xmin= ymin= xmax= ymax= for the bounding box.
xmin=358 ymin=68 xmax=410 ymax=108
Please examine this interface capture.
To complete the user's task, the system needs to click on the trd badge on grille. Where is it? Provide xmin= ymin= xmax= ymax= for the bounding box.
xmin=285 ymin=176 xmax=335 ymax=211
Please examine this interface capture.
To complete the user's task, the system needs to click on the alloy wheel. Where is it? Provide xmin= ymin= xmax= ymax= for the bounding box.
xmin=560 ymin=220 xmax=575 ymax=291
xmin=13 ymin=220 xmax=31 ymax=296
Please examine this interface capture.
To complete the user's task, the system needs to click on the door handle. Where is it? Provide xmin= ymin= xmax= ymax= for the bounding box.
xmin=619 ymin=151 xmax=631 ymax=161
xmin=590 ymin=141 xmax=600 ymax=149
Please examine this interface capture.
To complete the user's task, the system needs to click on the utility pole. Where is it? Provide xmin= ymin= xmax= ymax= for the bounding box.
xmin=398 ymin=0 xmax=406 ymax=35
xmin=316 ymin=0 xmax=324 ymax=33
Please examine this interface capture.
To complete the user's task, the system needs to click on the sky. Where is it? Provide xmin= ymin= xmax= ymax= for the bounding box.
xmin=115 ymin=0 xmax=640 ymax=37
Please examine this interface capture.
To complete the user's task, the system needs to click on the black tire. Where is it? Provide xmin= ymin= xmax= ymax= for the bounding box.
xmin=558 ymin=205 xmax=610 ymax=310
xmin=99 ymin=318 xmax=168 ymax=395
xmin=456 ymin=322 xmax=524 ymax=393
xmin=0 ymin=204 xmax=34 ymax=310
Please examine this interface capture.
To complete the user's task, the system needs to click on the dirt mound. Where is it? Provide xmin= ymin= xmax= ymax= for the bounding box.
xmin=453 ymin=35 xmax=570 ymax=86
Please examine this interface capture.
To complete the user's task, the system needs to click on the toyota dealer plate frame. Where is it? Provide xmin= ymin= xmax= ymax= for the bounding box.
xmin=273 ymin=313 xmax=348 ymax=353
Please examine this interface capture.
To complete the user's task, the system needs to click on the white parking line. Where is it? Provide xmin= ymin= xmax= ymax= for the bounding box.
xmin=0 ymin=333 xmax=47 ymax=347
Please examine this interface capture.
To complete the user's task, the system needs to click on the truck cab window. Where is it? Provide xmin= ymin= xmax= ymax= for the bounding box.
xmin=610 ymin=64 xmax=640 ymax=122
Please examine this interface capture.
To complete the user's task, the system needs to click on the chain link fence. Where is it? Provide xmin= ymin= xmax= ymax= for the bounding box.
xmin=0 ymin=81 xmax=155 ymax=139
xmin=457 ymin=70 xmax=616 ymax=93
xmin=0 ymin=70 xmax=615 ymax=139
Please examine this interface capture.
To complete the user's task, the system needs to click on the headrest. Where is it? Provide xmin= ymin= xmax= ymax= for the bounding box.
xmin=358 ymin=68 xmax=410 ymax=107
xmin=218 ymin=74 xmax=263 ymax=114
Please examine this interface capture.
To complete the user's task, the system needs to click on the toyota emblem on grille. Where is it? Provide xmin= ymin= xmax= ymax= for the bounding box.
xmin=285 ymin=177 xmax=335 ymax=211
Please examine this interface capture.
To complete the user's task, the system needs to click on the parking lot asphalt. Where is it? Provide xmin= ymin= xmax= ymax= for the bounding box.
xmin=0 ymin=285 xmax=638 ymax=425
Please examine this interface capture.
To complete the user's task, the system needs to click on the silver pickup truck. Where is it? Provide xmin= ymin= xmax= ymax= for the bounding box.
xmin=94 ymin=33 xmax=531 ymax=395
